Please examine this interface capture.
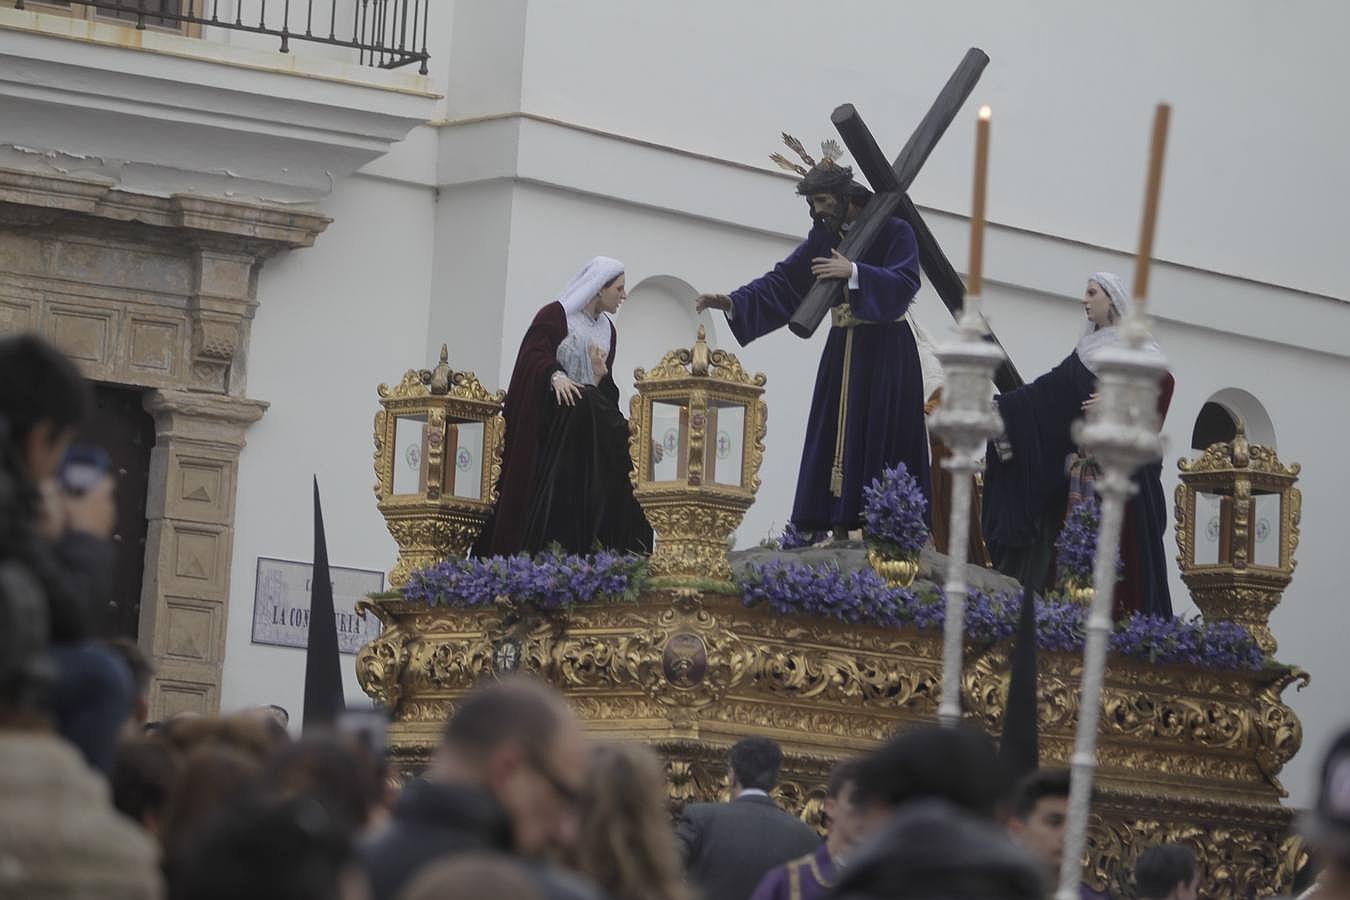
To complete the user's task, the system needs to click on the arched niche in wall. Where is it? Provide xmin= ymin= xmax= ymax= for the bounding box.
xmin=1191 ymin=388 xmax=1277 ymax=451
xmin=613 ymin=274 xmax=713 ymax=410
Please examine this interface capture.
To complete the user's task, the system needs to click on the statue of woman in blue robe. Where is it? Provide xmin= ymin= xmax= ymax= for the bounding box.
xmin=696 ymin=156 xmax=930 ymax=542
xmin=981 ymin=273 xmax=1173 ymax=618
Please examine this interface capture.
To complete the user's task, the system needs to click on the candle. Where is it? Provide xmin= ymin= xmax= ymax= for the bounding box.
xmin=967 ymin=105 xmax=992 ymax=298
xmin=1132 ymin=103 xmax=1171 ymax=305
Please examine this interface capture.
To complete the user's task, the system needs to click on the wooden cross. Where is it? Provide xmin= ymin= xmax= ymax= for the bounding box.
xmin=788 ymin=49 xmax=1023 ymax=392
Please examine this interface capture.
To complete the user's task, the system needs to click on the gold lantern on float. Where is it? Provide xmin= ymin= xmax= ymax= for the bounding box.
xmin=373 ymin=345 xmax=506 ymax=586
xmin=1175 ymin=423 xmax=1300 ymax=655
xmin=629 ymin=326 xmax=767 ymax=588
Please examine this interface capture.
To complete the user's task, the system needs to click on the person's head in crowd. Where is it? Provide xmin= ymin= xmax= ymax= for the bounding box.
xmin=1134 ymin=843 xmax=1199 ymax=900
xmin=400 ymin=853 xmax=542 ymax=900
xmin=0 ymin=333 xmax=90 ymax=486
xmin=112 ymin=735 xmax=180 ymax=837
xmin=266 ymin=704 xmax=290 ymax=729
xmin=568 ymin=742 xmax=691 ymax=900
xmin=172 ymin=795 xmax=368 ymax=900
xmin=831 ymin=800 xmax=1045 ymax=900
xmin=850 ymin=722 xmax=1007 ymax=840
xmin=431 ymin=676 xmax=589 ymax=856
xmin=159 ymin=710 xmax=289 ymax=762
xmin=727 ymin=736 xmax=783 ymax=795
xmin=1301 ymin=726 xmax=1350 ymax=897
xmin=105 ymin=637 xmax=154 ymax=738
xmin=823 ymin=758 xmax=866 ymax=862
xmin=160 ymin=744 xmax=264 ymax=876
xmin=263 ymin=733 xmax=385 ymax=836
xmin=1006 ymin=769 xmax=1087 ymax=883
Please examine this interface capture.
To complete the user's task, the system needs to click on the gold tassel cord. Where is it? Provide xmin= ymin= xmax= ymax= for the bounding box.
xmin=830 ymin=326 xmax=854 ymax=497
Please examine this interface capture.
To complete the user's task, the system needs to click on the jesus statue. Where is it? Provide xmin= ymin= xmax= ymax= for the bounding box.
xmin=696 ymin=139 xmax=931 ymax=543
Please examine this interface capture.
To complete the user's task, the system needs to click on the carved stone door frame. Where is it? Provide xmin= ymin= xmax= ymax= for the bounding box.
xmin=0 ymin=168 xmax=329 ymax=717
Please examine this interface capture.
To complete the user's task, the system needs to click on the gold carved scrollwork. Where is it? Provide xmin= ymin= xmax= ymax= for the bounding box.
xmin=629 ymin=327 xmax=768 ymax=585
xmin=1174 ymin=432 xmax=1301 ymax=656
xmin=372 ymin=348 xmax=506 ymax=583
xmin=356 ymin=588 xmax=1310 ymax=896
xmin=1083 ymin=815 xmax=1304 ymax=899
xmin=354 ymin=598 xmax=412 ymax=710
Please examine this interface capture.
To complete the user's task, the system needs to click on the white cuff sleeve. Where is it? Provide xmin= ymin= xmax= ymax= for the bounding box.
xmin=723 ymin=305 xmax=735 ymax=322
xmin=847 ymin=263 xmax=860 ymax=290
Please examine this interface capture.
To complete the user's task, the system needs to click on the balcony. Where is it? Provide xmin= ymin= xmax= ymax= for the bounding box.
xmin=0 ymin=0 xmax=440 ymax=202
xmin=10 ymin=0 xmax=430 ymax=71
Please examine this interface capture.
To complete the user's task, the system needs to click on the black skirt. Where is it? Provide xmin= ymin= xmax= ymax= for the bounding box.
xmin=520 ymin=384 xmax=653 ymax=556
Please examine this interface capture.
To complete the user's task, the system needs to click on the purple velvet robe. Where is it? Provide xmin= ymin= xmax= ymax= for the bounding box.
xmin=727 ymin=217 xmax=931 ymax=531
xmin=749 ymin=843 xmax=836 ymax=900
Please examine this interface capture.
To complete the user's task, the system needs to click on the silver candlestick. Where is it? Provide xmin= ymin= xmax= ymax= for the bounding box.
xmin=1054 ymin=309 xmax=1167 ymax=900
xmin=928 ymin=294 xmax=1006 ymax=727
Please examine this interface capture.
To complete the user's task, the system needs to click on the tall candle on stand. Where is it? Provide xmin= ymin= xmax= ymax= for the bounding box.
xmin=1053 ymin=102 xmax=1173 ymax=900
xmin=967 ymin=105 xmax=992 ymax=302
xmin=1132 ymin=104 xmax=1171 ymax=307
xmin=936 ymin=103 xmax=1000 ymax=729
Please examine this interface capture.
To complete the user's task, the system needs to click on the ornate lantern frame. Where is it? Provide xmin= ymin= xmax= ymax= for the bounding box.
xmin=1175 ymin=425 xmax=1300 ymax=654
xmin=628 ymin=326 xmax=767 ymax=587
xmin=373 ymin=345 xmax=506 ymax=585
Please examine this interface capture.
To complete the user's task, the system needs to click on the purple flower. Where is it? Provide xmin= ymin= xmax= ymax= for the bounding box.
xmin=777 ymin=523 xmax=817 ymax=551
xmin=1055 ymin=497 xmax=1108 ymax=583
xmin=862 ymin=463 xmax=929 ymax=557
xmin=737 ymin=560 xmax=1265 ymax=672
xmin=403 ymin=547 xmax=646 ymax=611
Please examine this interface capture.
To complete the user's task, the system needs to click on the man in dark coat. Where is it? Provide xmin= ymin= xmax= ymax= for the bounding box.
xmin=676 ymin=737 xmax=821 ymax=900
xmin=361 ymin=677 xmax=600 ymax=900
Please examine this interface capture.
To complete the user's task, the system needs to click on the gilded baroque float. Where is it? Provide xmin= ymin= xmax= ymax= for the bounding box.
xmin=359 ymin=339 xmax=1309 ymax=898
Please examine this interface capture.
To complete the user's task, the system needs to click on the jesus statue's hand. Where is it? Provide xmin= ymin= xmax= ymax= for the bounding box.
xmin=695 ymin=293 xmax=732 ymax=314
xmin=810 ymin=249 xmax=853 ymax=280
xmin=589 ymin=343 xmax=608 ymax=382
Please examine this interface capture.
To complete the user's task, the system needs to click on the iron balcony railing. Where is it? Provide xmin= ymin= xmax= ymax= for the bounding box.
xmin=13 ymin=0 xmax=431 ymax=74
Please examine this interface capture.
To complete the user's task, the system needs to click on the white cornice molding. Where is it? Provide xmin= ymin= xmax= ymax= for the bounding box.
xmin=0 ymin=6 xmax=439 ymax=203
xmin=430 ymin=111 xmax=1349 ymax=361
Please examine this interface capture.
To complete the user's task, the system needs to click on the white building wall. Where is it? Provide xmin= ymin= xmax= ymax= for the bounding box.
xmin=222 ymin=175 xmax=437 ymax=712
xmin=514 ymin=0 xmax=1349 ymax=297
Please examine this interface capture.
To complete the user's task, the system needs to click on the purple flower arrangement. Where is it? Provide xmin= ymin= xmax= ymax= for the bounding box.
xmin=399 ymin=549 xmax=1265 ymax=672
xmin=403 ymin=547 xmax=646 ymax=611
xmin=776 ymin=522 xmax=816 ymax=551
xmin=862 ymin=463 xmax=930 ymax=557
xmin=1054 ymin=496 xmax=1122 ymax=586
xmin=739 ymin=560 xmax=1265 ymax=671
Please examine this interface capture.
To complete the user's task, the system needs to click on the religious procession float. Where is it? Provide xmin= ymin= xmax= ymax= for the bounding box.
xmin=355 ymin=49 xmax=1309 ymax=899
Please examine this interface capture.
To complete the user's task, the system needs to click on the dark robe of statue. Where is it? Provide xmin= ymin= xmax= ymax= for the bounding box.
xmin=725 ymin=217 xmax=931 ymax=533
xmin=981 ymin=351 xmax=1174 ymax=618
xmin=474 ymin=302 xmax=652 ymax=557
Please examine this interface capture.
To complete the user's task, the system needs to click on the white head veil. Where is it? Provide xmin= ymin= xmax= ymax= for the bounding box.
xmin=557 ymin=256 xmax=625 ymax=315
xmin=1074 ymin=271 xmax=1161 ymax=372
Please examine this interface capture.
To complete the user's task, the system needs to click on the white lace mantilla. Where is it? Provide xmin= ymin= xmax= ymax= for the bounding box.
xmin=556 ymin=309 xmax=614 ymax=385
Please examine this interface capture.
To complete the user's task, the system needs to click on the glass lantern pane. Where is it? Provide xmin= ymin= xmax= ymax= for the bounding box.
xmin=450 ymin=421 xmax=484 ymax=501
xmin=1252 ymin=492 xmax=1281 ymax=568
xmin=707 ymin=402 xmax=746 ymax=487
xmin=392 ymin=414 xmax=429 ymax=495
xmin=1194 ymin=491 xmax=1224 ymax=566
xmin=650 ymin=400 xmax=686 ymax=482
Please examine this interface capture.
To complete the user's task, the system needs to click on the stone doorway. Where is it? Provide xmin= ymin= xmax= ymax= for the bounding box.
xmin=0 ymin=168 xmax=328 ymax=717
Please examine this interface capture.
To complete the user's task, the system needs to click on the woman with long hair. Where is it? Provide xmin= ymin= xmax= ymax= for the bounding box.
xmin=567 ymin=742 xmax=691 ymax=900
